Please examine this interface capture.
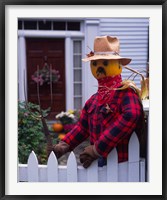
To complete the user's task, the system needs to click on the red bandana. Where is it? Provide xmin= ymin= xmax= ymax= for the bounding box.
xmin=97 ymin=75 xmax=122 ymax=105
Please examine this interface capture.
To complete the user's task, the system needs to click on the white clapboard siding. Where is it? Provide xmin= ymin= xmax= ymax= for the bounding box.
xmin=99 ymin=18 xmax=149 ymax=88
xmin=18 ymin=132 xmax=146 ymax=182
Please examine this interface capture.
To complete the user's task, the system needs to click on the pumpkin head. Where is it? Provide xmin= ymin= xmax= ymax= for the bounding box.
xmin=90 ymin=59 xmax=122 ymax=80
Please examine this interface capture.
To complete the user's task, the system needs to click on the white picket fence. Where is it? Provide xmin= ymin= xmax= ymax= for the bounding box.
xmin=18 ymin=132 xmax=146 ymax=182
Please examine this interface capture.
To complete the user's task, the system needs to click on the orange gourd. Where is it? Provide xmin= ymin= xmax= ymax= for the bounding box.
xmin=52 ymin=123 xmax=63 ymax=132
xmin=58 ymin=133 xmax=66 ymax=140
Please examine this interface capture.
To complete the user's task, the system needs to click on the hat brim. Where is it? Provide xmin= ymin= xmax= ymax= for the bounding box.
xmin=82 ymin=54 xmax=131 ymax=66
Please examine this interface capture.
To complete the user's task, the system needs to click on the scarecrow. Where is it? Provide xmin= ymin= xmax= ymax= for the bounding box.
xmin=51 ymin=36 xmax=144 ymax=168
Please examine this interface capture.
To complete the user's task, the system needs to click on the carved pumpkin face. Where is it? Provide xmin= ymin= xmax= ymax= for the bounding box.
xmin=90 ymin=59 xmax=122 ymax=79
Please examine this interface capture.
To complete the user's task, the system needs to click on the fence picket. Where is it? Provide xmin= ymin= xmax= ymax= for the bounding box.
xmin=128 ymin=132 xmax=140 ymax=182
xmin=118 ymin=161 xmax=128 ymax=182
xmin=27 ymin=151 xmax=39 ymax=182
xmin=47 ymin=151 xmax=58 ymax=182
xmin=87 ymin=160 xmax=98 ymax=182
xmin=67 ymin=152 xmax=78 ymax=182
xmin=107 ymin=148 xmax=118 ymax=182
xmin=139 ymin=159 xmax=146 ymax=182
xmin=128 ymin=132 xmax=140 ymax=162
xmin=18 ymin=132 xmax=145 ymax=182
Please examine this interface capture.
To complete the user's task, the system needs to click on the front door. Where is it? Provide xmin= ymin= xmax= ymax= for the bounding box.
xmin=26 ymin=38 xmax=65 ymax=120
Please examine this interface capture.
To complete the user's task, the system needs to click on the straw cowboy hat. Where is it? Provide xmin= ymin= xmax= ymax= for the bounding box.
xmin=82 ymin=35 xmax=131 ymax=66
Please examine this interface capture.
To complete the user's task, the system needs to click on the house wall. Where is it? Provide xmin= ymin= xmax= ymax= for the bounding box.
xmin=18 ymin=17 xmax=149 ymax=111
xmin=99 ymin=18 xmax=149 ymax=88
xmin=18 ymin=30 xmax=85 ymax=111
xmin=83 ymin=17 xmax=149 ymax=103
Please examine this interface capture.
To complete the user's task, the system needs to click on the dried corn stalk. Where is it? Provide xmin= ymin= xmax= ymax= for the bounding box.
xmin=140 ymin=77 xmax=149 ymax=100
xmin=116 ymin=79 xmax=141 ymax=97
xmin=120 ymin=65 xmax=149 ymax=100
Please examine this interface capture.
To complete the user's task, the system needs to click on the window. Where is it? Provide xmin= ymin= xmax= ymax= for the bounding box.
xmin=67 ymin=22 xmax=80 ymax=31
xmin=73 ymin=41 xmax=82 ymax=110
xmin=24 ymin=20 xmax=37 ymax=30
xmin=38 ymin=20 xmax=51 ymax=30
xmin=18 ymin=20 xmax=80 ymax=31
xmin=18 ymin=20 xmax=23 ymax=29
xmin=53 ymin=22 xmax=66 ymax=30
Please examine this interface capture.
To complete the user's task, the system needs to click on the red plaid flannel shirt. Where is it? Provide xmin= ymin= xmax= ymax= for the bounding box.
xmin=62 ymin=87 xmax=144 ymax=162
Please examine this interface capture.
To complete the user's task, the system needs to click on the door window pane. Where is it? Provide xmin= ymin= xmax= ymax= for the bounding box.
xmin=24 ymin=20 xmax=37 ymax=30
xmin=74 ymin=83 xmax=82 ymax=96
xmin=74 ymin=97 xmax=82 ymax=109
xmin=53 ymin=22 xmax=66 ymax=30
xmin=38 ymin=21 xmax=51 ymax=30
xmin=73 ymin=41 xmax=82 ymax=53
xmin=74 ymin=69 xmax=82 ymax=82
xmin=67 ymin=22 xmax=80 ymax=31
xmin=73 ymin=41 xmax=82 ymax=109
xmin=74 ymin=55 xmax=82 ymax=68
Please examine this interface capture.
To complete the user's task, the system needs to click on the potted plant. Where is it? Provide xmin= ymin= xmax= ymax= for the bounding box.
xmin=54 ymin=110 xmax=80 ymax=133
xmin=31 ymin=62 xmax=60 ymax=86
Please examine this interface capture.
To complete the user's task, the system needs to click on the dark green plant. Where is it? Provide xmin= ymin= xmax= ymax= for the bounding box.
xmin=18 ymin=101 xmax=49 ymax=164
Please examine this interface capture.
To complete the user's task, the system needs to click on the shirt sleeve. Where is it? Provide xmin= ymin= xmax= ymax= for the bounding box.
xmin=62 ymin=103 xmax=90 ymax=150
xmin=94 ymin=88 xmax=143 ymax=158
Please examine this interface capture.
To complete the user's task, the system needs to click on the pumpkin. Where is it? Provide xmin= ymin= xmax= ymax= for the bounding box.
xmin=58 ymin=133 xmax=66 ymax=140
xmin=90 ymin=59 xmax=122 ymax=79
xmin=52 ymin=123 xmax=63 ymax=132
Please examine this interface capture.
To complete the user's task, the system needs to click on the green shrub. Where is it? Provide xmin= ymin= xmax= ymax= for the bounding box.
xmin=18 ymin=101 xmax=48 ymax=164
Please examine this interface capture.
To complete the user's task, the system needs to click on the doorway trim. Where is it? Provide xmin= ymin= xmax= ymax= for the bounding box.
xmin=18 ymin=30 xmax=84 ymax=111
